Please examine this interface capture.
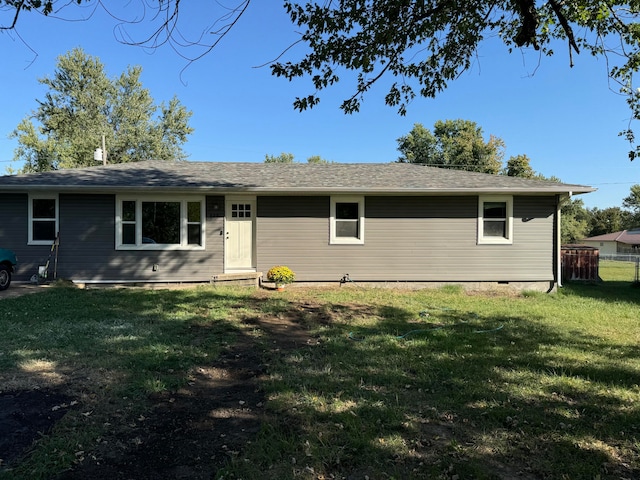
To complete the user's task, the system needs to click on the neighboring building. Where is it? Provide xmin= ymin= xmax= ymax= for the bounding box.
xmin=582 ymin=230 xmax=640 ymax=256
xmin=0 ymin=161 xmax=594 ymax=290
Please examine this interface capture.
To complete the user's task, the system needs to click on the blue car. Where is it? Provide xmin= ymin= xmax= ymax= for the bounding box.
xmin=0 ymin=247 xmax=17 ymax=291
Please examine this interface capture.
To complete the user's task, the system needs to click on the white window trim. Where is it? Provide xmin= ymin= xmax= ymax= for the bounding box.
xmin=330 ymin=195 xmax=365 ymax=245
xmin=115 ymin=195 xmax=206 ymax=250
xmin=28 ymin=193 xmax=59 ymax=246
xmin=478 ymin=195 xmax=513 ymax=245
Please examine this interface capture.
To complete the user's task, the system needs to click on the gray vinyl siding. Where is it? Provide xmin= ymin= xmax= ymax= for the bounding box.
xmin=256 ymin=195 xmax=556 ymax=282
xmin=2 ymin=194 xmax=224 ymax=283
xmin=0 ymin=193 xmax=46 ymax=281
xmin=2 ymin=192 xmax=557 ymax=284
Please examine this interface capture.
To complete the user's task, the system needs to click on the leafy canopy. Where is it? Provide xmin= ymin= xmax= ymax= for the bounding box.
xmin=397 ymin=119 xmax=505 ymax=174
xmin=504 ymin=154 xmax=536 ymax=179
xmin=395 ymin=119 xmax=590 ymax=242
xmin=579 ymin=185 xmax=640 ymax=237
xmin=622 ymin=184 xmax=640 ymax=226
xmin=264 ymin=152 xmax=296 ymax=163
xmin=561 ymin=197 xmax=590 ymax=244
xmin=586 ymin=206 xmax=633 ymax=236
xmin=622 ymin=184 xmax=640 ymax=213
xmin=11 ymin=47 xmax=193 ymax=172
xmin=264 ymin=152 xmax=333 ymax=163
xmin=3 ymin=1 xmax=640 ymax=156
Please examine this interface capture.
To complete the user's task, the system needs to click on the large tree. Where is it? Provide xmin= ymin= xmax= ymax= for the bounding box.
xmin=503 ymin=154 xmax=536 ymax=178
xmin=11 ymin=47 xmax=193 ymax=172
xmin=622 ymin=184 xmax=640 ymax=213
xmin=2 ymin=1 xmax=640 ymax=156
xmin=397 ymin=120 xmax=504 ymax=174
xmin=586 ymin=206 xmax=633 ymax=236
xmin=622 ymin=184 xmax=640 ymax=227
xmin=561 ymin=198 xmax=590 ymax=244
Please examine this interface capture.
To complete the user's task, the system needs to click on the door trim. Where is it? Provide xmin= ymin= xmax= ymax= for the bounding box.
xmin=224 ymin=195 xmax=256 ymax=272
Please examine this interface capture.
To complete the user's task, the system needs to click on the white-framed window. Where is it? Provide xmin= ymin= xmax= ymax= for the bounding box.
xmin=116 ymin=196 xmax=205 ymax=250
xmin=330 ymin=196 xmax=365 ymax=245
xmin=28 ymin=193 xmax=59 ymax=245
xmin=478 ymin=195 xmax=513 ymax=245
xmin=230 ymin=202 xmax=252 ymax=218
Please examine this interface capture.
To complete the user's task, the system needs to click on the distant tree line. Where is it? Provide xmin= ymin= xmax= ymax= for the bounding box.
xmin=264 ymin=153 xmax=334 ymax=164
xmin=396 ymin=120 xmax=640 ymax=243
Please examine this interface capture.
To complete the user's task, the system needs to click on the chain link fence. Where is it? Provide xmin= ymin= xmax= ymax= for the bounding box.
xmin=600 ymin=255 xmax=640 ymax=283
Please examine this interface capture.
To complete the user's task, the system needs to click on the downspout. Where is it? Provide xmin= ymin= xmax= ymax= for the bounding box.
xmin=556 ymin=192 xmax=572 ymax=288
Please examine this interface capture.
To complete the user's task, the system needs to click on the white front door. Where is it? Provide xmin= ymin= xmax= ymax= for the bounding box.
xmin=225 ymin=196 xmax=256 ymax=271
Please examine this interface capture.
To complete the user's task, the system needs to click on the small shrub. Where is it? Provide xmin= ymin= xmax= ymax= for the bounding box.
xmin=267 ymin=266 xmax=296 ymax=285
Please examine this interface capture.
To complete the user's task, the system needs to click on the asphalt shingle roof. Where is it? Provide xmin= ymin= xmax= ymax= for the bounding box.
xmin=0 ymin=160 xmax=595 ymax=194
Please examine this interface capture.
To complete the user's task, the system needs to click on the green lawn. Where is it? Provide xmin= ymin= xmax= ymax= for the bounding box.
xmin=1 ymin=261 xmax=639 ymax=479
xmin=599 ymin=259 xmax=639 ymax=282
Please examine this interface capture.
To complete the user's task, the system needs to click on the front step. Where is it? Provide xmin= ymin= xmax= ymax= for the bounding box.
xmin=210 ymin=272 xmax=262 ymax=287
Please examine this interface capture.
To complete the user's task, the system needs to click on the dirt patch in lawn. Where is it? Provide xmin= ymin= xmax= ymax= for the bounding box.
xmin=0 ymin=283 xmax=50 ymax=300
xmin=0 ymin=303 xmax=319 ymax=480
xmin=0 ymin=390 xmax=77 ymax=468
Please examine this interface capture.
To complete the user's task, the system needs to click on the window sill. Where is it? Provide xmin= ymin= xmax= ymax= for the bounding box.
xmin=329 ymin=238 xmax=365 ymax=245
xmin=116 ymin=244 xmax=206 ymax=251
xmin=28 ymin=240 xmax=55 ymax=246
xmin=477 ymin=237 xmax=513 ymax=245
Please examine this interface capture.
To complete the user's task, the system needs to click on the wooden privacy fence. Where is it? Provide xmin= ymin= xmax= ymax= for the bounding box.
xmin=561 ymin=245 xmax=599 ymax=282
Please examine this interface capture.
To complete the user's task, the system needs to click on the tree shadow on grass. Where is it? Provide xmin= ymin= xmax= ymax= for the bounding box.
xmin=2 ymin=286 xmax=640 ymax=480
xmin=563 ymin=280 xmax=640 ymax=305
xmin=230 ymin=297 xmax=640 ymax=480
xmin=0 ymin=286 xmax=268 ymax=479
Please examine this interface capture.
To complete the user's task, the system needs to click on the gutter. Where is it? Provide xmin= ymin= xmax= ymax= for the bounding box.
xmin=556 ymin=192 xmax=572 ymax=288
xmin=0 ymin=185 xmax=597 ymax=195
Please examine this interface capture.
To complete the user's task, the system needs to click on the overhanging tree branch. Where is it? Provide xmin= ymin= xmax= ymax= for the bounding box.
xmin=2 ymin=0 xmax=640 ymax=158
xmin=0 ymin=0 xmax=25 ymax=30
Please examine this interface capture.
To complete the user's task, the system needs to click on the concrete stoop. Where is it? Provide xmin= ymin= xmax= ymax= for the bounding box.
xmin=210 ymin=272 xmax=262 ymax=287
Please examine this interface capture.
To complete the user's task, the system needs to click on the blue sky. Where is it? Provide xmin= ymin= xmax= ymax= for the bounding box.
xmin=0 ymin=2 xmax=638 ymax=209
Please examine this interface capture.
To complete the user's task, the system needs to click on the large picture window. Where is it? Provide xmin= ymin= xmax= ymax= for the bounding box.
xmin=116 ymin=196 xmax=205 ymax=250
xmin=478 ymin=195 xmax=513 ymax=244
xmin=28 ymin=194 xmax=58 ymax=245
xmin=330 ymin=196 xmax=365 ymax=245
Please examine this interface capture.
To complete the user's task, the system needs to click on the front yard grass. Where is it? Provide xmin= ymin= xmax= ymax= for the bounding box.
xmin=1 ymin=261 xmax=639 ymax=479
